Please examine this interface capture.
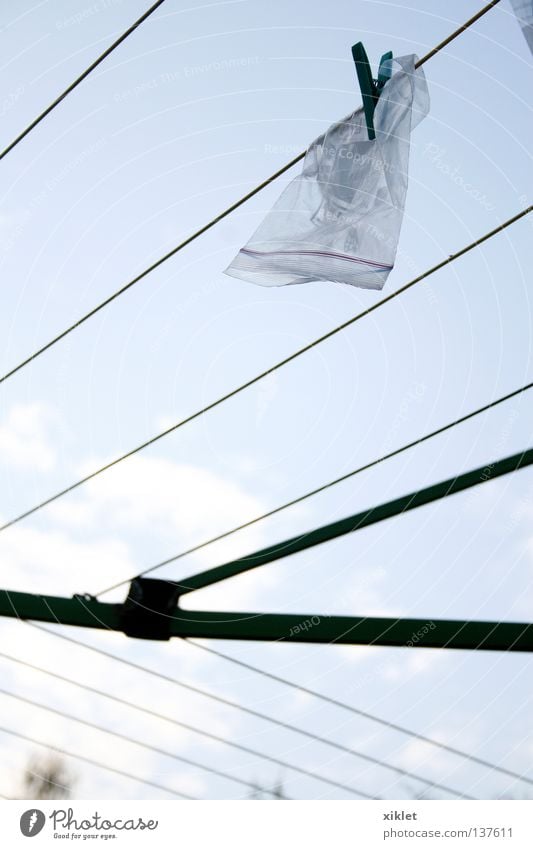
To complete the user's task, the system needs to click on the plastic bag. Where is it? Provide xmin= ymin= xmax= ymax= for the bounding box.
xmin=510 ymin=0 xmax=533 ymax=53
xmin=224 ymin=55 xmax=429 ymax=290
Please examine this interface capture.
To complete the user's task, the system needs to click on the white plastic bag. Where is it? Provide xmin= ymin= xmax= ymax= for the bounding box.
xmin=224 ymin=54 xmax=429 ymax=290
xmin=510 ymin=0 xmax=533 ymax=53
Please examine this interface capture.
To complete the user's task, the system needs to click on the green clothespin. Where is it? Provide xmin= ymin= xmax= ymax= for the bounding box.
xmin=351 ymin=42 xmax=393 ymax=140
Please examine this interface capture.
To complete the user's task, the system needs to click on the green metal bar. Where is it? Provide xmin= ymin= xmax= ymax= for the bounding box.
xmin=0 ymin=590 xmax=121 ymax=631
xmin=1 ymin=590 xmax=532 ymax=651
xmin=179 ymin=447 xmax=533 ymax=595
xmin=167 ymin=611 xmax=533 ymax=652
xmin=2 ymin=447 xmax=531 ymax=651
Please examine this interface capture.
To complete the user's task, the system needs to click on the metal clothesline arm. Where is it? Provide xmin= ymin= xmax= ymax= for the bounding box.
xmin=177 ymin=447 xmax=533 ymax=595
xmin=1 ymin=446 xmax=531 ymax=651
xmin=0 ymin=591 xmax=532 ymax=651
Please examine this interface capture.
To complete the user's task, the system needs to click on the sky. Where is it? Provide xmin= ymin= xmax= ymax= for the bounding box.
xmin=0 ymin=0 xmax=532 ymax=801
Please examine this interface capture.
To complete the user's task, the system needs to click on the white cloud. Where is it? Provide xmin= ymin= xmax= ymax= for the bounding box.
xmin=51 ymin=454 xmax=264 ymax=543
xmin=394 ymin=738 xmax=454 ymax=775
xmin=46 ymin=452 xmax=280 ymax=602
xmin=0 ymin=618 xmax=244 ymax=800
xmin=379 ymin=648 xmax=449 ymax=684
xmin=1 ymin=399 xmax=528 ymax=801
xmin=0 ymin=522 xmax=135 ymax=597
xmin=0 ymin=402 xmax=58 ymax=472
xmin=330 ymin=565 xmax=406 ymax=621
xmin=1 ymin=450 xmax=282 ymax=605
xmin=0 ymin=412 xmax=291 ymax=796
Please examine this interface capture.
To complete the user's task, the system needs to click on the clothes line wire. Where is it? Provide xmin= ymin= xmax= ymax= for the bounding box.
xmin=0 ymin=723 xmax=197 ymax=799
xmin=0 ymin=206 xmax=529 ymax=537
xmin=27 ymin=623 xmax=475 ymax=799
xmin=0 ymin=686 xmax=292 ymax=799
xmin=0 ymin=647 xmax=385 ymax=799
xmin=185 ymin=639 xmax=533 ymax=788
xmin=0 ymin=0 xmax=503 ymax=387
xmin=0 ymin=0 xmax=512 ymax=805
xmin=97 ymin=378 xmax=533 ymax=596
xmin=0 ymin=0 xmax=169 ymax=162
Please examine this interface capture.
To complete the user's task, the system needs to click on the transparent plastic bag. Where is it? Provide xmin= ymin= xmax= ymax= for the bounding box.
xmin=510 ymin=0 xmax=533 ymax=53
xmin=225 ymin=55 xmax=429 ymax=290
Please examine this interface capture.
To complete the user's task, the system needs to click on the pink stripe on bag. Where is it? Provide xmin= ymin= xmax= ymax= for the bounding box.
xmin=240 ymin=247 xmax=393 ymax=270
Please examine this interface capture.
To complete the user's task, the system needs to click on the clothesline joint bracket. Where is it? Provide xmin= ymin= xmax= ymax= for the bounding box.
xmin=120 ymin=577 xmax=182 ymax=641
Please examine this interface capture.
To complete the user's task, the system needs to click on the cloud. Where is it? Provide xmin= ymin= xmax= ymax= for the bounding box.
xmin=1 ymin=398 xmax=527 ymax=801
xmin=0 ymin=618 xmax=246 ymax=800
xmin=0 ymin=522 xmax=134 ymax=597
xmin=51 ymin=454 xmax=264 ymax=541
xmin=46 ymin=452 xmax=281 ymax=602
xmin=0 ymin=410 xmax=290 ymax=800
xmin=0 ymin=402 xmax=58 ymax=472
xmin=1 ymin=451 xmax=283 ymax=609
xmin=377 ymin=647 xmax=450 ymax=685
xmin=394 ymin=738 xmax=457 ymax=777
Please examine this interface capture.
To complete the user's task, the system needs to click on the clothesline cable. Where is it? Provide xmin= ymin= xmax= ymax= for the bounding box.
xmin=415 ymin=0 xmax=502 ymax=66
xmin=0 ymin=0 xmax=169 ymax=162
xmin=185 ymin=639 xmax=533 ymax=788
xmin=168 ymin=446 xmax=533 ymax=596
xmin=98 ymin=379 xmax=533 ymax=597
xmin=27 ymin=622 xmax=475 ymax=799
xmin=0 ymin=153 xmax=304 ymax=389
xmin=0 ymin=0 xmax=503 ymax=388
xmin=0 ymin=647 xmax=384 ymax=799
xmin=0 ymin=723 xmax=197 ymax=799
xmin=0 ymin=205 xmax=529 ymax=537
xmin=0 ymin=685 xmax=292 ymax=798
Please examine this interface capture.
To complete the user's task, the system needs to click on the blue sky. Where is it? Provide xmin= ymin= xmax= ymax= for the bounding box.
xmin=0 ymin=0 xmax=531 ymax=800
